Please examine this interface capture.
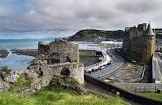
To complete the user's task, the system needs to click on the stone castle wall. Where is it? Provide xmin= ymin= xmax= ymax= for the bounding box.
xmin=24 ymin=39 xmax=85 ymax=92
xmin=49 ymin=41 xmax=79 ymax=63
xmin=28 ymin=63 xmax=84 ymax=85
xmin=38 ymin=40 xmax=79 ymax=64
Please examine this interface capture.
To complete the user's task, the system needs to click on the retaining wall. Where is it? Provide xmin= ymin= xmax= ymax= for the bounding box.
xmin=85 ymin=74 xmax=162 ymax=105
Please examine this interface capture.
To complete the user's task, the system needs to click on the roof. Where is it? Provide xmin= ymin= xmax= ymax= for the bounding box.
xmin=146 ymin=23 xmax=155 ymax=36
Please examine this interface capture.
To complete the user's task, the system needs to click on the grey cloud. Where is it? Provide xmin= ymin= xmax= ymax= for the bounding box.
xmin=25 ymin=0 xmax=120 ymax=31
xmin=117 ymin=0 xmax=162 ymax=14
xmin=0 ymin=0 xmax=162 ymax=32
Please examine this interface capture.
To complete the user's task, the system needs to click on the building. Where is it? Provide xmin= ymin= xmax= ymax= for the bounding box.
xmin=122 ymin=23 xmax=156 ymax=64
xmin=100 ymin=41 xmax=123 ymax=49
xmin=28 ymin=39 xmax=84 ymax=89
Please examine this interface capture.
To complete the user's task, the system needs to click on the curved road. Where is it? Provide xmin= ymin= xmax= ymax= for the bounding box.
xmin=86 ymin=49 xmax=125 ymax=78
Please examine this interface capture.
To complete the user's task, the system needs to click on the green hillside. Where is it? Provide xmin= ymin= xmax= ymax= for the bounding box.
xmin=68 ymin=29 xmax=124 ymax=41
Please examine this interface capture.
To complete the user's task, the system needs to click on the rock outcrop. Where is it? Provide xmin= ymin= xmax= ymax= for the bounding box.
xmin=0 ymin=49 xmax=9 ymax=58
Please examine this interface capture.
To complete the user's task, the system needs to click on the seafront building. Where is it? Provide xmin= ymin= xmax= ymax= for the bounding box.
xmin=122 ymin=23 xmax=156 ymax=64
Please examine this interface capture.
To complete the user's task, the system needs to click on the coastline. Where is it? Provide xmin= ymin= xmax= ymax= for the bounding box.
xmin=9 ymin=49 xmax=98 ymax=68
xmin=11 ymin=49 xmax=38 ymax=57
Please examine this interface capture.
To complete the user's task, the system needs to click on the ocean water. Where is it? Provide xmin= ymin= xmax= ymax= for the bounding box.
xmin=0 ymin=31 xmax=67 ymax=49
xmin=0 ymin=31 xmax=68 ymax=70
xmin=0 ymin=38 xmax=55 ymax=49
xmin=0 ymin=51 xmax=34 ymax=70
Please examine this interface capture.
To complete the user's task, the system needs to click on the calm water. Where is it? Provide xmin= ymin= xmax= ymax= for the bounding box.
xmin=0 ymin=31 xmax=68 ymax=70
xmin=0 ymin=51 xmax=34 ymax=70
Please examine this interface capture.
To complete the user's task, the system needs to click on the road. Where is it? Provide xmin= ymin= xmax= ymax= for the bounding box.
xmin=85 ymin=48 xmax=112 ymax=73
xmin=73 ymin=41 xmax=125 ymax=79
xmin=86 ymin=49 xmax=125 ymax=78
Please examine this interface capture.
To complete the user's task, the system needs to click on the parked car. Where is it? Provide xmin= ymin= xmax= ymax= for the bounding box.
xmin=100 ymin=66 xmax=105 ymax=69
xmin=107 ymin=62 xmax=111 ymax=65
xmin=110 ymin=60 xmax=113 ymax=64
xmin=88 ymin=71 xmax=92 ymax=73
xmin=94 ymin=69 xmax=98 ymax=72
xmin=91 ymin=69 xmax=95 ymax=72
xmin=97 ymin=68 xmax=101 ymax=70
xmin=103 ymin=64 xmax=107 ymax=67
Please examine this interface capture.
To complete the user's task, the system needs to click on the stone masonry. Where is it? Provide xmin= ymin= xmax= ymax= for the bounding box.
xmin=122 ymin=23 xmax=156 ymax=64
xmin=26 ymin=39 xmax=84 ymax=92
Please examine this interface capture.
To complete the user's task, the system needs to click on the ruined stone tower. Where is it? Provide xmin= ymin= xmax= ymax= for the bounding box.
xmin=38 ymin=39 xmax=79 ymax=64
xmin=28 ymin=39 xmax=84 ymax=88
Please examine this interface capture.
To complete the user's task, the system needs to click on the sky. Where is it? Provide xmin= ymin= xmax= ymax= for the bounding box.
xmin=0 ymin=0 xmax=162 ymax=32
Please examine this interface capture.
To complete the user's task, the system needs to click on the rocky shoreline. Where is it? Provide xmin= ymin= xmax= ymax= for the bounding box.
xmin=0 ymin=49 xmax=9 ymax=58
xmin=10 ymin=49 xmax=98 ymax=67
xmin=11 ymin=49 xmax=38 ymax=57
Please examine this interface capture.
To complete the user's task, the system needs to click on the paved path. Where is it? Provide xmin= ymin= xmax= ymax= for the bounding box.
xmin=152 ymin=52 xmax=162 ymax=83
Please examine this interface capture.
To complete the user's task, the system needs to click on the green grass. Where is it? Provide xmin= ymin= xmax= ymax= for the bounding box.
xmin=10 ymin=73 xmax=33 ymax=91
xmin=139 ymin=92 xmax=162 ymax=101
xmin=0 ymin=87 xmax=130 ymax=105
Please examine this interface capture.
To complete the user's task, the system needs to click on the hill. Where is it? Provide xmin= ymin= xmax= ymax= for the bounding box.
xmin=68 ymin=29 xmax=124 ymax=41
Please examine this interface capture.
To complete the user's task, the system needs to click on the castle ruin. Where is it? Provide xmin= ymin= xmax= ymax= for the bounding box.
xmin=26 ymin=39 xmax=84 ymax=91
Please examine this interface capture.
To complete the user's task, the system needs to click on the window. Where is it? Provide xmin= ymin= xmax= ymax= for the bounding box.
xmin=66 ymin=56 xmax=71 ymax=63
xmin=38 ymin=68 xmax=43 ymax=77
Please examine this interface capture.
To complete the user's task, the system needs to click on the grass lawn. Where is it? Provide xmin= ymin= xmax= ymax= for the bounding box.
xmin=0 ymin=87 xmax=130 ymax=105
xmin=138 ymin=92 xmax=162 ymax=101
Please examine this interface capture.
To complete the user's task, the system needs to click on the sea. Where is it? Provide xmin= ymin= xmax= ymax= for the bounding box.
xmin=0 ymin=31 xmax=69 ymax=70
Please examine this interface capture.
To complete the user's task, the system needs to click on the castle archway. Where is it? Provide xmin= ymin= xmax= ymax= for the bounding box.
xmin=38 ymin=68 xmax=43 ymax=78
xmin=60 ymin=67 xmax=70 ymax=76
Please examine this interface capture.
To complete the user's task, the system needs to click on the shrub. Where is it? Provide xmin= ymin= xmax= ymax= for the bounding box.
xmin=0 ymin=66 xmax=11 ymax=80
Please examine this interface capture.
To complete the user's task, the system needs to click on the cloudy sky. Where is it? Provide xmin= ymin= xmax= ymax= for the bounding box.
xmin=0 ymin=0 xmax=162 ymax=32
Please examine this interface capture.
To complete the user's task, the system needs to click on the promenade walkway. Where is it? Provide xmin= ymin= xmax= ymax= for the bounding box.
xmin=152 ymin=52 xmax=162 ymax=83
